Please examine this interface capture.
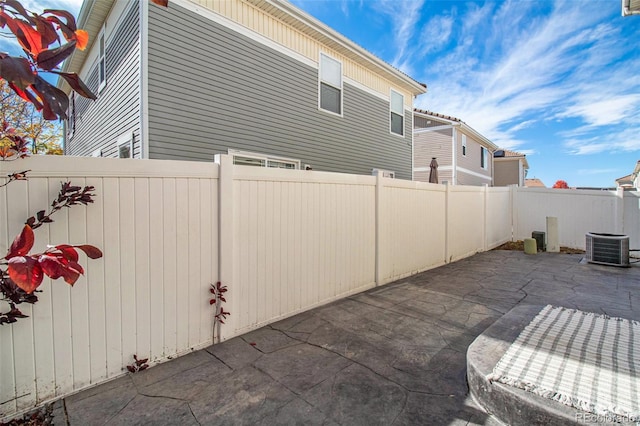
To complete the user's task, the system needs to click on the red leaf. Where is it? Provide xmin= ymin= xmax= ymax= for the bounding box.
xmin=75 ymin=244 xmax=103 ymax=259
xmin=13 ymin=19 xmax=44 ymax=55
xmin=150 ymin=0 xmax=169 ymax=6
xmin=43 ymin=9 xmax=77 ymax=32
xmin=36 ymin=40 xmax=76 ymax=71
xmin=32 ymin=76 xmax=69 ymax=120
xmin=3 ymin=0 xmax=32 ymax=22
xmin=55 ymin=244 xmax=79 ymax=262
xmin=39 ymin=254 xmax=83 ymax=285
xmin=0 ymin=55 xmax=36 ymax=90
xmin=8 ymin=256 xmax=43 ymax=293
xmin=33 ymin=15 xmax=59 ymax=48
xmin=127 ymin=365 xmax=135 ymax=373
xmin=209 ymin=299 xmax=215 ymax=305
xmin=44 ymin=16 xmax=75 ymax=41
xmin=8 ymin=82 xmax=41 ymax=108
xmin=74 ymin=29 xmax=89 ymax=50
xmin=6 ymin=225 xmax=34 ymax=259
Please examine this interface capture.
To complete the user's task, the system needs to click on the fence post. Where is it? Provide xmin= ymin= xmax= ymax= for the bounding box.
xmin=510 ymin=185 xmax=517 ymax=242
xmin=375 ymin=172 xmax=382 ymax=286
xmin=483 ymin=184 xmax=488 ymax=251
xmin=215 ymin=154 xmax=235 ymax=342
xmin=444 ymin=181 xmax=450 ymax=263
xmin=614 ymin=187 xmax=624 ymax=234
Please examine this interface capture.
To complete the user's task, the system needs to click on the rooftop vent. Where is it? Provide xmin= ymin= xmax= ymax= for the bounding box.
xmin=494 ymin=150 xmax=505 ymax=157
xmin=585 ymin=233 xmax=630 ymax=267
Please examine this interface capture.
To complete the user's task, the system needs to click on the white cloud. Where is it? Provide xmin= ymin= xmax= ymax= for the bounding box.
xmin=371 ymin=0 xmax=425 ymax=74
xmin=414 ymin=0 xmax=637 ymax=158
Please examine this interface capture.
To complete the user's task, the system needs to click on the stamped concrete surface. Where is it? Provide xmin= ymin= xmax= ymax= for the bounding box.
xmin=49 ymin=250 xmax=639 ymax=425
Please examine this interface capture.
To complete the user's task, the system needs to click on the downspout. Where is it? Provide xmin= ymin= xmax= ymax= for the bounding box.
xmin=451 ymin=125 xmax=459 ymax=185
xmin=139 ymin=0 xmax=149 ymax=159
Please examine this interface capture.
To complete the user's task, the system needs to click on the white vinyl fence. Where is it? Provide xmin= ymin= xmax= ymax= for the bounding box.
xmin=513 ymin=187 xmax=638 ymax=250
xmin=0 ymin=155 xmax=636 ymax=419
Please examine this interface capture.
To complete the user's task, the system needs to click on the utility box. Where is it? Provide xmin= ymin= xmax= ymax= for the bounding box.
xmin=532 ymin=231 xmax=546 ymax=252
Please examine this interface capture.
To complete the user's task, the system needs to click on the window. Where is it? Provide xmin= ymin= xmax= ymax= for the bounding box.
xmin=390 ymin=90 xmax=404 ymax=136
xmin=319 ymin=53 xmax=342 ymax=115
xmin=481 ymin=146 xmax=489 ymax=169
xmin=67 ymin=93 xmax=75 ymax=137
xmin=117 ymin=132 xmax=133 ymax=158
xmin=98 ymin=27 xmax=106 ymax=92
xmin=462 ymin=135 xmax=467 ymax=156
xmin=230 ymin=150 xmax=300 ymax=169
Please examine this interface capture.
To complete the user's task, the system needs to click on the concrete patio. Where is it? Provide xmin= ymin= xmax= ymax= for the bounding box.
xmin=45 ymin=250 xmax=639 ymax=425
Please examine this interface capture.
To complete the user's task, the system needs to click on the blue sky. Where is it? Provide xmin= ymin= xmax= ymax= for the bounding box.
xmin=7 ymin=0 xmax=640 ymax=187
xmin=290 ymin=0 xmax=640 ymax=188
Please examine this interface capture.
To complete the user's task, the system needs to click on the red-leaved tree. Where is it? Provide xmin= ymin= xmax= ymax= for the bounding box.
xmin=552 ymin=180 xmax=569 ymax=189
xmin=0 ymin=0 xmax=169 ymax=324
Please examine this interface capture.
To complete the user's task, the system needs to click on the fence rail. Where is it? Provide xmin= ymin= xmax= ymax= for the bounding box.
xmin=0 ymin=155 xmax=638 ymax=419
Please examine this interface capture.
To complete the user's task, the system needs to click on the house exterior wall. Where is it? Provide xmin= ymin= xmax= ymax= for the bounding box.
xmin=494 ymin=159 xmax=521 ymax=186
xmin=413 ymin=127 xmax=452 ymax=184
xmin=193 ymin=0 xmax=414 ymax=107
xmin=146 ymin=2 xmax=413 ymax=179
xmin=65 ymin=0 xmax=142 ymax=158
xmin=414 ymin=116 xmax=449 ymax=129
xmin=455 ymin=128 xmax=492 ymax=186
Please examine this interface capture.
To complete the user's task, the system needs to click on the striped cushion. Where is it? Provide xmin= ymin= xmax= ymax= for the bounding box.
xmin=490 ymin=305 xmax=640 ymax=422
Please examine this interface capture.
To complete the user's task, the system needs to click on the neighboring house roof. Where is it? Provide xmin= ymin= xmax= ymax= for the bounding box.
xmin=615 ymin=160 xmax=640 ymax=187
xmin=623 ymin=0 xmax=640 ymax=16
xmin=59 ymin=0 xmax=427 ymax=96
xmin=413 ymin=109 xmax=498 ymax=151
xmin=525 ymin=178 xmax=546 ymax=188
xmin=494 ymin=149 xmax=530 ymax=170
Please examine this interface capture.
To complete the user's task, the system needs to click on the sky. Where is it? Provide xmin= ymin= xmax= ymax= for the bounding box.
xmin=5 ymin=0 xmax=640 ymax=187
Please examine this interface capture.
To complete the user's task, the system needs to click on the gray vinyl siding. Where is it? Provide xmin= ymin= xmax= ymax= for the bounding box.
xmin=147 ymin=3 xmax=412 ymax=179
xmin=494 ymin=159 xmax=520 ymax=186
xmin=65 ymin=1 xmax=141 ymax=158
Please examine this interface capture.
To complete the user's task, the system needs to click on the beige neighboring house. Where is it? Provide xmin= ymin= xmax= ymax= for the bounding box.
xmin=525 ymin=178 xmax=546 ymax=188
xmin=493 ymin=149 xmax=529 ymax=186
xmin=615 ymin=160 xmax=640 ymax=189
xmin=622 ymin=0 xmax=640 ymax=16
xmin=413 ymin=109 xmax=497 ymax=186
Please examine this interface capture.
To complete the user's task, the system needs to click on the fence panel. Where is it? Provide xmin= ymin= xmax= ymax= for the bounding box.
xmin=0 ymin=157 xmax=219 ymax=417
xmin=379 ymin=180 xmax=446 ymax=284
xmin=447 ymin=185 xmax=485 ymax=261
xmin=486 ymin=187 xmax=512 ymax=249
xmin=226 ymin=166 xmax=376 ymax=337
xmin=624 ymin=191 xmax=640 ymax=251
xmin=514 ymin=188 xmax=621 ymax=249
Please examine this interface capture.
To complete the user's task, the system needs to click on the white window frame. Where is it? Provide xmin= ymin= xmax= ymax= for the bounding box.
xmin=228 ymin=149 xmax=301 ymax=170
xmin=318 ymin=52 xmax=343 ymax=117
xmin=481 ymin=146 xmax=489 ymax=170
xmin=98 ymin=25 xmax=106 ymax=93
xmin=462 ymin=135 xmax=467 ymax=156
xmin=117 ymin=131 xmax=133 ymax=158
xmin=389 ymin=89 xmax=404 ymax=137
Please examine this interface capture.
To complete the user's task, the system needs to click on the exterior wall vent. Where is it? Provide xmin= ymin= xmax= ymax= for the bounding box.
xmin=585 ymin=233 xmax=630 ymax=267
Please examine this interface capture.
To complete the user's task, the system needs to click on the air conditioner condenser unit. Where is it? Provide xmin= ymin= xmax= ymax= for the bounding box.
xmin=585 ymin=233 xmax=630 ymax=267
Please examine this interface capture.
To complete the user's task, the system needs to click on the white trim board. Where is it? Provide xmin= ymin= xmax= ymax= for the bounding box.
xmin=413 ymin=124 xmax=454 ymax=134
xmin=456 ymin=166 xmax=492 ymax=180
